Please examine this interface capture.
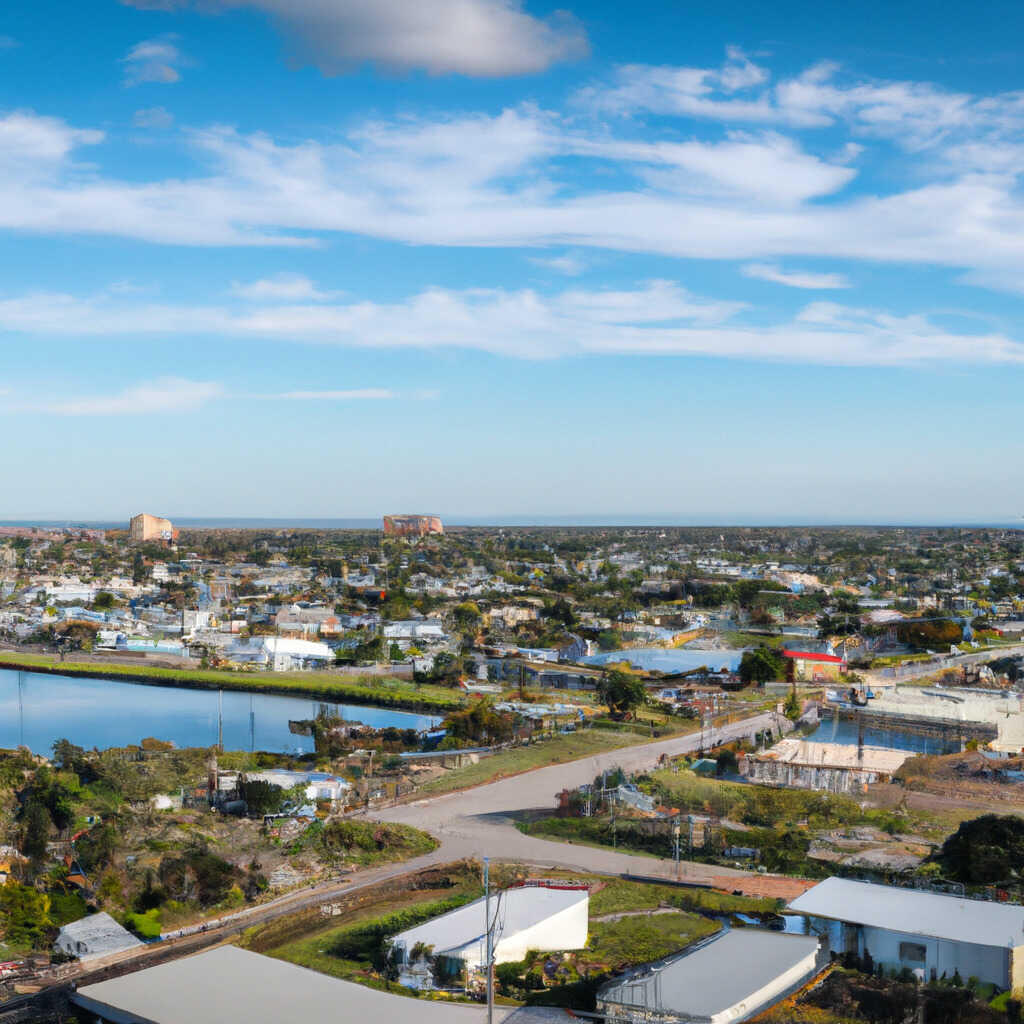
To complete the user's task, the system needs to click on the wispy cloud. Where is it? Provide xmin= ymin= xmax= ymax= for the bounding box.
xmin=11 ymin=378 xmax=223 ymax=416
xmin=0 ymin=283 xmax=1019 ymax=367
xmin=122 ymin=36 xmax=186 ymax=85
xmin=742 ymin=263 xmax=850 ymax=289
xmin=119 ymin=0 xmax=588 ymax=76
xmin=268 ymin=388 xmax=396 ymax=400
xmin=231 ymin=274 xmax=333 ymax=302
xmin=133 ymin=106 xmax=174 ymax=129
xmin=530 ymin=253 xmax=587 ymax=276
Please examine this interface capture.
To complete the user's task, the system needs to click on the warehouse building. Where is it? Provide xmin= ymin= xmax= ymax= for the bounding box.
xmin=71 ymin=945 xmax=541 ymax=1023
xmin=597 ymin=929 xmax=822 ymax=1024
xmin=390 ymin=883 xmax=589 ymax=990
xmin=788 ymin=877 xmax=1024 ymax=991
xmin=741 ymin=739 xmax=910 ymax=794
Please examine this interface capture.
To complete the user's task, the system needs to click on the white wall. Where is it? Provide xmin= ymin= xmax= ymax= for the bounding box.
xmin=494 ymin=897 xmax=589 ymax=963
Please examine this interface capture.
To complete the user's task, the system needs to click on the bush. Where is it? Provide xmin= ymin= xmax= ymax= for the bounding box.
xmin=125 ymin=909 xmax=162 ymax=939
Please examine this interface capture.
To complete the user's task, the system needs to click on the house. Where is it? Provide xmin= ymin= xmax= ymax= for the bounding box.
xmin=227 ymin=637 xmax=333 ymax=671
xmin=598 ymin=930 xmax=821 ymax=1024
xmin=788 ymin=877 xmax=1024 ymax=991
xmin=389 ymin=884 xmax=589 ymax=990
xmin=783 ymin=647 xmax=847 ymax=682
xmin=54 ymin=912 xmax=144 ymax=961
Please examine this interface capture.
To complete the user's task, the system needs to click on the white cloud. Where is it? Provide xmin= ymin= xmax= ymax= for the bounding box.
xmin=120 ymin=0 xmax=587 ymax=76
xmin=0 ymin=284 xmax=1020 ymax=367
xmin=530 ymin=253 xmax=586 ymax=275
xmin=26 ymin=378 xmax=222 ymax=416
xmin=5 ymin=56 xmax=1024 ymax=293
xmin=270 ymin=388 xmax=396 ymax=400
xmin=742 ymin=263 xmax=850 ymax=289
xmin=230 ymin=273 xmax=332 ymax=301
xmin=122 ymin=36 xmax=186 ymax=85
xmin=133 ymin=106 xmax=175 ymax=129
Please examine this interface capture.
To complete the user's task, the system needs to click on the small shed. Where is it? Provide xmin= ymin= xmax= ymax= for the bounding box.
xmin=55 ymin=912 xmax=144 ymax=961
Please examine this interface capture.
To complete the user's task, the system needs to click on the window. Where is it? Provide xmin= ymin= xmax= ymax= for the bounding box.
xmin=899 ymin=942 xmax=927 ymax=963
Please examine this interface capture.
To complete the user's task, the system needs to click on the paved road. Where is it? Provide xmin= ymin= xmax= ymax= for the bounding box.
xmin=9 ymin=710 xmax=783 ymax=1005
xmin=374 ymin=711 xmax=787 ymax=883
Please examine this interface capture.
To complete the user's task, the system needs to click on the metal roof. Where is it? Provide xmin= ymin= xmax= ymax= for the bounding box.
xmin=72 ymin=945 xmax=551 ymax=1024
xmin=599 ymin=930 xmax=820 ymax=1019
xmin=392 ymin=886 xmax=588 ymax=963
xmin=789 ymin=877 xmax=1024 ymax=948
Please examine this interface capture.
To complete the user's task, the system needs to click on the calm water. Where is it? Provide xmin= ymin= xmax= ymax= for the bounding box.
xmin=0 ymin=669 xmax=442 ymax=755
xmin=807 ymin=714 xmax=960 ymax=755
xmin=583 ymin=647 xmax=745 ymax=673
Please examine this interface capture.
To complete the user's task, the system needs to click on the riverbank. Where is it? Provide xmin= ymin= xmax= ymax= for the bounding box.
xmin=0 ymin=651 xmax=463 ymax=715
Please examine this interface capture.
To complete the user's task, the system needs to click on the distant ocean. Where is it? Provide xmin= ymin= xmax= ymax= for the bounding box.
xmin=3 ymin=517 xmax=1024 ymax=530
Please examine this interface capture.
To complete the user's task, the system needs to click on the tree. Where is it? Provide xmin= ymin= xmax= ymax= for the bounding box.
xmin=452 ymin=602 xmax=481 ymax=632
xmin=596 ymin=669 xmax=647 ymax=719
xmin=21 ymin=801 xmax=51 ymax=861
xmin=240 ymin=779 xmax=287 ymax=817
xmin=937 ymin=815 xmax=1024 ymax=884
xmin=738 ymin=646 xmax=785 ymax=685
xmin=0 ymin=880 xmax=52 ymax=949
xmin=783 ymin=689 xmax=801 ymax=721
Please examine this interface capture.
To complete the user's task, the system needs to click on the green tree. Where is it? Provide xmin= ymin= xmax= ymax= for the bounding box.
xmin=738 ymin=646 xmax=785 ymax=685
xmin=783 ymin=689 xmax=801 ymax=721
xmin=596 ymin=669 xmax=647 ymax=719
xmin=21 ymin=801 xmax=51 ymax=861
xmin=0 ymin=881 xmax=52 ymax=949
xmin=240 ymin=779 xmax=287 ymax=817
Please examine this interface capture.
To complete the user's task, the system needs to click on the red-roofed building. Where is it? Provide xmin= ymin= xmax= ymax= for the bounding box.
xmin=783 ymin=648 xmax=846 ymax=683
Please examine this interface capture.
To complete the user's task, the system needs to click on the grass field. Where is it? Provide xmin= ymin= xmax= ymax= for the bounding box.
xmin=0 ymin=650 xmax=463 ymax=714
xmin=586 ymin=912 xmax=717 ymax=968
xmin=414 ymin=730 xmax=651 ymax=795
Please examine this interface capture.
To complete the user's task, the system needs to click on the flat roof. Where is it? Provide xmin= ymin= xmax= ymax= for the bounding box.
xmin=789 ymin=878 xmax=1024 ymax=948
xmin=599 ymin=930 xmax=819 ymax=1019
xmin=752 ymin=739 xmax=909 ymax=773
xmin=72 ymin=945 xmax=548 ymax=1024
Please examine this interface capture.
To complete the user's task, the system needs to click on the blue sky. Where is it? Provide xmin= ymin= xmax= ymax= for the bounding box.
xmin=3 ymin=0 xmax=1024 ymax=522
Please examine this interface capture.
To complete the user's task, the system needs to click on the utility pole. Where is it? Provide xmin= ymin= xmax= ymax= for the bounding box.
xmin=484 ymin=857 xmax=494 ymax=1024
xmin=673 ymin=818 xmax=681 ymax=880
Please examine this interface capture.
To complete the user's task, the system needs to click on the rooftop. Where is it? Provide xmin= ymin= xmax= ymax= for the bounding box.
xmin=56 ymin=912 xmax=144 ymax=960
xmin=788 ymin=877 xmax=1024 ymax=948
xmin=751 ymin=739 xmax=910 ymax=773
xmin=599 ymin=929 xmax=820 ymax=1021
xmin=73 ymin=945 xmax=554 ymax=1024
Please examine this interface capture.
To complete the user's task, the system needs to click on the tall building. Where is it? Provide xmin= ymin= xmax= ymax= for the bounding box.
xmin=129 ymin=513 xmax=177 ymax=543
xmin=382 ymin=514 xmax=443 ymax=538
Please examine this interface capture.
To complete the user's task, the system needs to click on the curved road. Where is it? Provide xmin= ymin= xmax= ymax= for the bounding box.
xmin=12 ymin=710 xmax=785 ymax=1005
xmin=374 ymin=711 xmax=788 ymax=882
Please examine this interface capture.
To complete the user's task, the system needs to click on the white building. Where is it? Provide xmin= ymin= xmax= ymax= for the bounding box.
xmin=789 ymin=878 xmax=1024 ymax=991
xmin=599 ymin=930 xmax=821 ymax=1024
xmin=225 ymin=637 xmax=333 ymax=671
xmin=55 ymin=912 xmax=144 ymax=961
xmin=390 ymin=884 xmax=589 ymax=989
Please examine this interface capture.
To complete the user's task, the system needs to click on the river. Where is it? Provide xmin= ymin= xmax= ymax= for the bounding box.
xmin=0 ymin=669 xmax=443 ymax=756
xmin=582 ymin=647 xmax=746 ymax=673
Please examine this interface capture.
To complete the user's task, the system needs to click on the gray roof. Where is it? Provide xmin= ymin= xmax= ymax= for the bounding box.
xmin=789 ymin=878 xmax=1024 ymax=949
xmin=73 ymin=945 xmax=556 ymax=1024
xmin=56 ymin=912 xmax=144 ymax=960
xmin=599 ymin=930 xmax=820 ymax=1019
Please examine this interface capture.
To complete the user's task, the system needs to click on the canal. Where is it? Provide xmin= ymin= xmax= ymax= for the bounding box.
xmin=0 ymin=668 xmax=443 ymax=755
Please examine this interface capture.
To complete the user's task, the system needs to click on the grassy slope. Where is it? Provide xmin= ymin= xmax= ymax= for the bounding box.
xmin=0 ymin=651 xmax=462 ymax=713
xmin=414 ymin=730 xmax=646 ymax=795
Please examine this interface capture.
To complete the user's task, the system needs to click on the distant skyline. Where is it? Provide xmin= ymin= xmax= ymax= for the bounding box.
xmin=3 ymin=1 xmax=1024 ymax=519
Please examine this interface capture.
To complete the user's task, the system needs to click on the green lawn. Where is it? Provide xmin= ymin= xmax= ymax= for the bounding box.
xmin=0 ymin=651 xmax=462 ymax=714
xmin=415 ymin=730 xmax=650 ymax=795
xmin=586 ymin=912 xmax=718 ymax=968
